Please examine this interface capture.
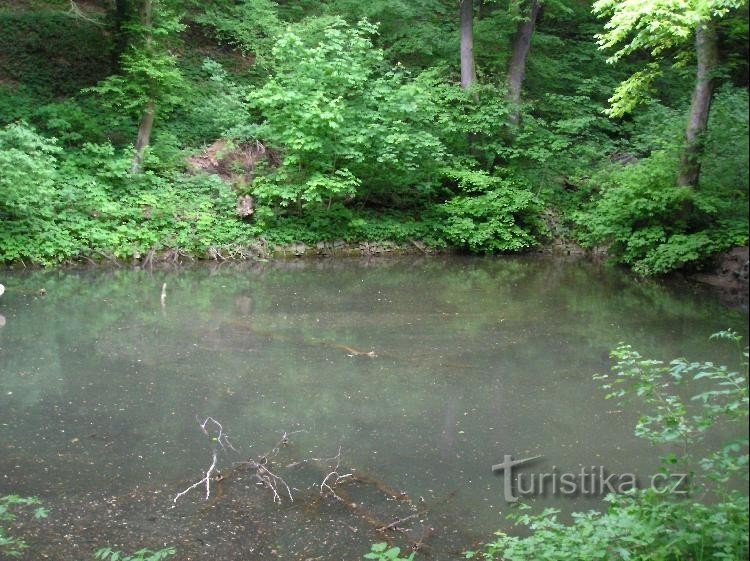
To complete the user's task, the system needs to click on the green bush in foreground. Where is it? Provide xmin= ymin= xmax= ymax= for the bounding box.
xmin=364 ymin=542 xmax=415 ymax=560
xmin=468 ymin=330 xmax=749 ymax=561
xmin=0 ymin=495 xmax=48 ymax=557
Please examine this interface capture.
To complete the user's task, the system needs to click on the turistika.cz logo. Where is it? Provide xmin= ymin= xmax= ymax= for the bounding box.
xmin=492 ymin=455 xmax=688 ymax=502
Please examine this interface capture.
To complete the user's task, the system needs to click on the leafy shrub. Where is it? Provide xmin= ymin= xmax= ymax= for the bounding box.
xmin=436 ymin=169 xmax=543 ymax=253
xmin=701 ymin=86 xmax=750 ymax=200
xmin=413 ymin=70 xmax=512 ymax=170
xmin=29 ymin=98 xmax=131 ymax=147
xmin=0 ymin=124 xmax=257 ymax=264
xmin=164 ymin=58 xmax=254 ymax=147
xmin=0 ymin=495 xmax=48 ymax=557
xmin=253 ymin=204 xmax=442 ymax=247
xmin=574 ymin=86 xmax=749 ymax=275
xmin=0 ymin=122 xmax=74 ymax=263
xmin=323 ymin=0 xmax=453 ymax=67
xmin=574 ymin=150 xmax=748 ymax=275
xmin=57 ymin=147 xmax=255 ymax=259
xmin=247 ymin=17 xmax=445 ymax=211
xmin=0 ymin=122 xmax=61 ymax=220
xmin=475 ymin=493 xmax=749 ymax=561
xmin=189 ymin=0 xmax=280 ymax=60
xmin=364 ymin=542 xmax=415 ymax=561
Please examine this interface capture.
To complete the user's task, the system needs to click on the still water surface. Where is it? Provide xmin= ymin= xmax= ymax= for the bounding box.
xmin=0 ymin=256 xmax=746 ymax=559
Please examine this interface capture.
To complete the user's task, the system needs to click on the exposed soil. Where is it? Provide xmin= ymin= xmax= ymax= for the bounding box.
xmin=186 ymin=139 xmax=279 ymax=188
xmin=690 ymin=246 xmax=749 ymax=311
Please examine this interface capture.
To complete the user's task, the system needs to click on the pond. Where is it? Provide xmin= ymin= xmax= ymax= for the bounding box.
xmin=0 ymin=256 xmax=747 ymax=560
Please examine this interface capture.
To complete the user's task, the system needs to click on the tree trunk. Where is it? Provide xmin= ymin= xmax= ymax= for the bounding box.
xmin=130 ymin=101 xmax=155 ymax=174
xmin=460 ymin=0 xmax=476 ymax=89
xmin=129 ymin=0 xmax=154 ymax=174
xmin=677 ymin=20 xmax=719 ymax=188
xmin=506 ymin=0 xmax=540 ymax=126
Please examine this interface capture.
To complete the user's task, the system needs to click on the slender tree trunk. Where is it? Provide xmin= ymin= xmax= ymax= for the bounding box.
xmin=130 ymin=0 xmax=154 ymax=174
xmin=460 ymin=0 xmax=476 ymax=89
xmin=677 ymin=20 xmax=719 ymax=188
xmin=506 ymin=0 xmax=540 ymax=126
xmin=131 ymin=101 xmax=155 ymax=174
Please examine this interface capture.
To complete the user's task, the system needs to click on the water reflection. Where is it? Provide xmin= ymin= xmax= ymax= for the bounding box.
xmin=0 ymin=256 xmax=746 ymax=559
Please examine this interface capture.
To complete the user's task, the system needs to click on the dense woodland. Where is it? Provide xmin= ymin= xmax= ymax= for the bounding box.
xmin=1 ymin=2 xmax=749 ymax=558
xmin=0 ymin=0 xmax=747 ymax=274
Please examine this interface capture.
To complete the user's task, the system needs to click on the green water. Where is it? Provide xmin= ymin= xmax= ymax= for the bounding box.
xmin=0 ymin=256 xmax=746 ymax=559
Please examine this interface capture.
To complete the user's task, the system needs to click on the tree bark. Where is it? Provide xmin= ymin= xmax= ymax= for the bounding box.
xmin=677 ymin=20 xmax=719 ymax=188
xmin=460 ymin=0 xmax=476 ymax=89
xmin=506 ymin=0 xmax=540 ymax=126
xmin=130 ymin=100 xmax=155 ymax=174
xmin=130 ymin=0 xmax=154 ymax=174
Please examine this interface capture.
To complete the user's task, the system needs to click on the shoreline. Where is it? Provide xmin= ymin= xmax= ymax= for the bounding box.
xmin=1 ymin=241 xmax=746 ymax=312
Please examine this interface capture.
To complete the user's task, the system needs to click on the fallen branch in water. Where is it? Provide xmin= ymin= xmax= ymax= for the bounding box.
xmin=377 ymin=512 xmax=419 ymax=532
xmin=173 ymin=448 xmax=218 ymax=504
xmin=174 ymin=423 xmax=305 ymax=506
xmin=233 ymin=429 xmax=305 ymax=504
xmin=319 ymin=447 xmax=354 ymax=502
xmin=173 ymin=417 xmax=235 ymax=505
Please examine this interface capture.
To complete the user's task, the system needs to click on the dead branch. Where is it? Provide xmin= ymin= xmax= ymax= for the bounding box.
xmin=96 ymin=251 xmax=121 ymax=267
xmin=173 ymin=448 xmax=218 ymax=504
xmin=142 ymin=248 xmax=156 ymax=269
xmin=231 ymin=430 xmax=304 ymax=503
xmin=318 ymin=447 xmax=354 ymax=502
xmin=377 ymin=512 xmax=419 ymax=533
xmin=67 ymin=1 xmax=105 ymax=25
xmin=172 ymin=416 xmax=238 ymax=505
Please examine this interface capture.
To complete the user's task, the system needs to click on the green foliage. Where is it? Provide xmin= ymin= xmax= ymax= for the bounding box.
xmin=0 ymin=122 xmax=69 ymax=263
xmin=0 ymin=495 xmax=48 ymax=558
xmin=94 ymin=547 xmax=176 ymax=561
xmin=593 ymin=0 xmax=748 ymax=116
xmin=0 ymin=0 xmax=746 ymax=265
xmin=255 ymin=205 xmax=442 ymax=246
xmin=598 ymin=339 xmax=748 ymax=477
xmin=248 ymin=17 xmax=445 ymax=210
xmin=158 ymin=58 xmax=253 ymax=148
xmin=575 ymin=122 xmax=749 ymax=275
xmin=364 ymin=542 xmax=415 ymax=561
xmin=473 ymin=333 xmax=749 ymax=561
xmin=594 ymin=0 xmax=744 ymax=63
xmin=188 ymin=0 xmax=281 ymax=60
xmin=702 ymin=86 xmax=750 ymax=195
xmin=437 ymin=169 xmax=543 ymax=253
xmin=0 ymin=122 xmax=61 ymax=219
xmin=0 ymin=123 xmax=255 ymax=264
xmin=322 ymin=0 xmax=454 ymax=67
xmin=475 ymin=493 xmax=749 ymax=561
xmin=0 ymin=10 xmax=111 ymax=96
xmin=415 ymin=72 xmax=512 ymax=168
xmin=87 ymin=0 xmax=186 ymax=118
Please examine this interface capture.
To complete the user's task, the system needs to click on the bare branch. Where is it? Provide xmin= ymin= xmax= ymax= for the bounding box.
xmin=173 ymin=417 xmax=238 ymax=505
